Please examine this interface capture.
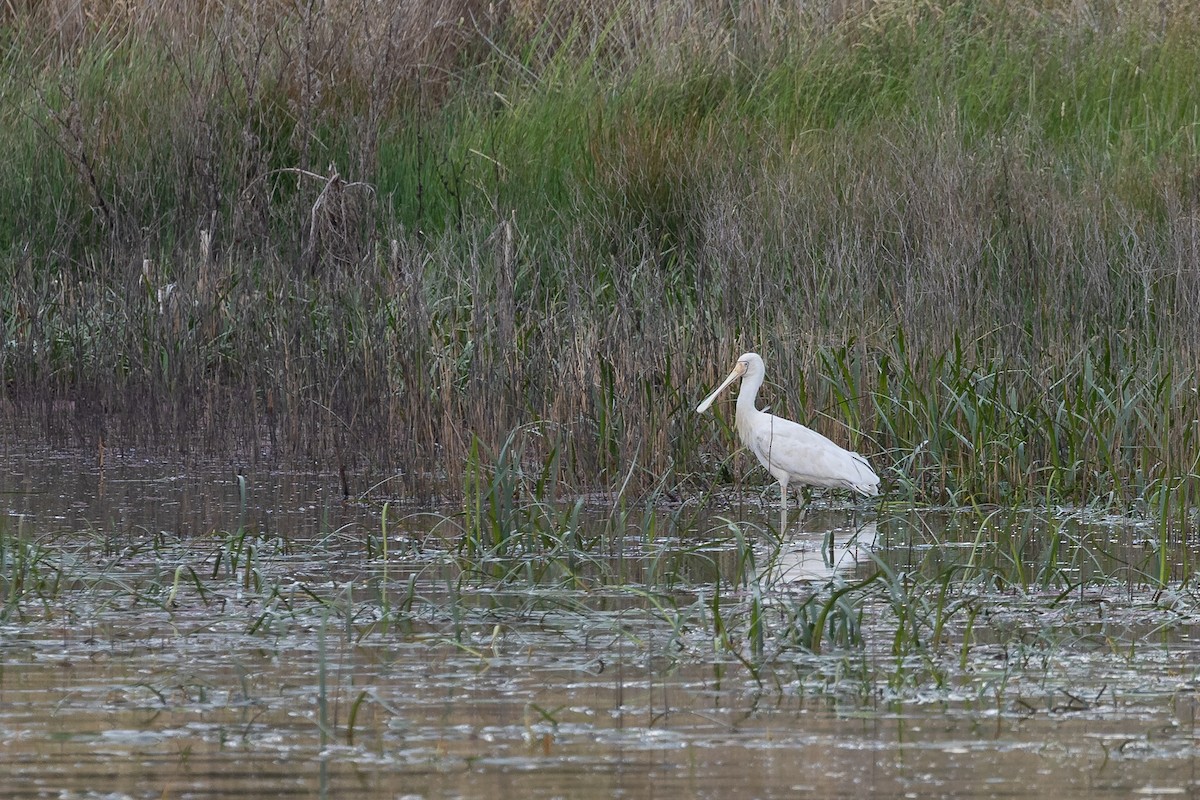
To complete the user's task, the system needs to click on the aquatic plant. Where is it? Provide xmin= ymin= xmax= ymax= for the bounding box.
xmin=0 ymin=519 xmax=59 ymax=621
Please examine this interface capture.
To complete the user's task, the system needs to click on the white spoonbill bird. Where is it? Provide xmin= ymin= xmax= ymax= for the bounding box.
xmin=696 ymin=352 xmax=880 ymax=531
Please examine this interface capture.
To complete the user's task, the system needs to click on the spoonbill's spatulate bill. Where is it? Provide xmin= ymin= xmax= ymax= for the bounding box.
xmin=696 ymin=352 xmax=879 ymax=531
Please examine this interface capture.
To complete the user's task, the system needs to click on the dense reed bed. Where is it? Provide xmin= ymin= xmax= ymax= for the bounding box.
xmin=2 ymin=0 xmax=1199 ymax=511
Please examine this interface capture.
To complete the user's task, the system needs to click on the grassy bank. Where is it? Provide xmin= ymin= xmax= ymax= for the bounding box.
xmin=2 ymin=0 xmax=1199 ymax=511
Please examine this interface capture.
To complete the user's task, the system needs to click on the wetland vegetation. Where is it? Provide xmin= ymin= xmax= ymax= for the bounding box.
xmin=4 ymin=454 xmax=1200 ymax=796
xmin=2 ymin=0 xmax=1199 ymax=510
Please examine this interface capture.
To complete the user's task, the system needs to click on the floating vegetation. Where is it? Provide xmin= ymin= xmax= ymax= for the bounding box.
xmin=4 ymin=481 xmax=1198 ymax=698
xmin=5 ymin=448 xmax=1200 ymax=795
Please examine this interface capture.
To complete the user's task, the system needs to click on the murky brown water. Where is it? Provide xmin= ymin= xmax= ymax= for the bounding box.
xmin=3 ymin=445 xmax=1200 ymax=798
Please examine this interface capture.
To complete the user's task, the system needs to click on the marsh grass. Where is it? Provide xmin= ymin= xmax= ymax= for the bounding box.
xmin=0 ymin=518 xmax=61 ymax=620
xmin=6 ymin=485 xmax=1200 ymax=722
xmin=3 ymin=0 xmax=1200 ymax=516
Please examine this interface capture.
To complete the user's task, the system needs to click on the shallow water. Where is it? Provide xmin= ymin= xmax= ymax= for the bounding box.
xmin=3 ymin=446 xmax=1200 ymax=798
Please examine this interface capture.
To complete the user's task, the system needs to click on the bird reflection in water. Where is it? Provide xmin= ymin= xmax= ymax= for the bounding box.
xmin=772 ymin=520 xmax=879 ymax=583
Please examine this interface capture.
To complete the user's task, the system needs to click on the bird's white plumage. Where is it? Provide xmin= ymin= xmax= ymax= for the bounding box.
xmin=697 ymin=352 xmax=879 ymax=530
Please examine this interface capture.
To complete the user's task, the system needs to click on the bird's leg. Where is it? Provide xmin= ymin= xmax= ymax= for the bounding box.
xmin=797 ymin=487 xmax=810 ymax=517
xmin=778 ymin=478 xmax=789 ymax=534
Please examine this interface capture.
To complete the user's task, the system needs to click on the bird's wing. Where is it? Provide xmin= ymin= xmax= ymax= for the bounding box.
xmin=751 ymin=414 xmax=880 ymax=495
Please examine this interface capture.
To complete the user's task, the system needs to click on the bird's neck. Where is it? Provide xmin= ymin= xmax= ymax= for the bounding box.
xmin=738 ymin=368 xmax=764 ymax=405
xmin=735 ymin=370 xmax=765 ymax=429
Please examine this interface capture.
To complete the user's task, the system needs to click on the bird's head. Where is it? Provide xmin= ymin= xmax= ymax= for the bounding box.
xmin=696 ymin=352 xmax=761 ymax=413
